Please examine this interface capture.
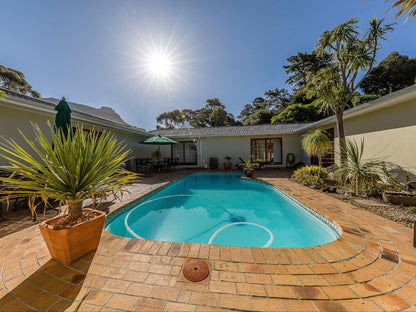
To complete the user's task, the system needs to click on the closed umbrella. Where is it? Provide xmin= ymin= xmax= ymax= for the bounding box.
xmin=54 ymin=96 xmax=73 ymax=139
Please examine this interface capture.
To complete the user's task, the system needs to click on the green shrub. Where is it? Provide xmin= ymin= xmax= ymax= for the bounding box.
xmin=409 ymin=207 xmax=416 ymax=214
xmin=292 ymin=165 xmax=328 ymax=188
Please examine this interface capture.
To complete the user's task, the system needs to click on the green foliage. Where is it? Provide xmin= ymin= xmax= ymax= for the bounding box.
xmin=302 ymin=128 xmax=332 ymax=167
xmin=351 ymin=94 xmax=382 ymax=106
xmin=156 ymin=98 xmax=238 ymax=129
xmin=284 ymin=52 xmax=332 ymax=92
xmin=0 ymin=123 xmax=137 ymax=220
xmin=239 ymin=160 xmax=260 ymax=170
xmin=408 ymin=206 xmax=416 ymax=214
xmin=238 ymin=89 xmax=291 ymax=125
xmin=271 ymin=102 xmax=327 ymax=123
xmin=333 ymin=139 xmax=396 ymax=196
xmin=387 ymin=0 xmax=416 ymax=21
xmin=0 ymin=90 xmax=7 ymax=99
xmin=0 ymin=65 xmax=41 ymax=98
xmin=306 ymin=17 xmax=394 ymax=161
xmin=360 ymin=52 xmax=416 ymax=96
xmin=292 ymin=165 xmax=329 ymax=188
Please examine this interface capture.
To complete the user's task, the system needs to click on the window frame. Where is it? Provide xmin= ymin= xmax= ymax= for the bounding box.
xmin=171 ymin=141 xmax=197 ymax=165
xmin=250 ymin=137 xmax=283 ymax=165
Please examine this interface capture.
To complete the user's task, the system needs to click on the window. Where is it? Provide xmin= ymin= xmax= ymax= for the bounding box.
xmin=171 ymin=141 xmax=197 ymax=165
xmin=250 ymin=138 xmax=282 ymax=164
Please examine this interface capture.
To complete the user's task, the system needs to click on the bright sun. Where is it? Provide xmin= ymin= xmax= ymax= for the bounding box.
xmin=146 ymin=53 xmax=173 ymax=77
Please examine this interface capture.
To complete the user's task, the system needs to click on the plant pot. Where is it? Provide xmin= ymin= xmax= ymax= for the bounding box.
xmin=382 ymin=192 xmax=416 ymax=206
xmin=224 ymin=162 xmax=232 ymax=170
xmin=244 ymin=168 xmax=254 ymax=178
xmin=39 ymin=208 xmax=106 ymax=265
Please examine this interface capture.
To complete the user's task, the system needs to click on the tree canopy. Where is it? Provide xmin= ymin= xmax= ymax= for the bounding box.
xmin=0 ymin=65 xmax=41 ymax=98
xmin=238 ymin=89 xmax=290 ymax=125
xmin=156 ymin=98 xmax=238 ymax=129
xmin=283 ymin=52 xmax=331 ymax=92
xmin=360 ymin=51 xmax=416 ymax=96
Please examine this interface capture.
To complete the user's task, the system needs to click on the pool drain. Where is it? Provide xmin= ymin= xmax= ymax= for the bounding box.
xmin=182 ymin=259 xmax=210 ymax=282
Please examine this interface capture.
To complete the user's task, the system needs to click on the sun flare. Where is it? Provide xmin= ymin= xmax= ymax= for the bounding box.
xmin=146 ymin=53 xmax=173 ymax=77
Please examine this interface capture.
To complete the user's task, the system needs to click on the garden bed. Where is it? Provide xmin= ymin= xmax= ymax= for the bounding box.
xmin=317 ymin=187 xmax=416 ymax=228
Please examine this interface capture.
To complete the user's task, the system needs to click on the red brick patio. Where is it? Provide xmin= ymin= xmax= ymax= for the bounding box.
xmin=1 ymin=170 xmax=415 ymax=311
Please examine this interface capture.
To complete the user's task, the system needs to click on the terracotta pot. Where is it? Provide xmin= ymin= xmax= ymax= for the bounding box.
xmin=224 ymin=162 xmax=232 ymax=170
xmin=244 ymin=168 xmax=254 ymax=177
xmin=39 ymin=208 xmax=106 ymax=265
xmin=382 ymin=192 xmax=416 ymax=206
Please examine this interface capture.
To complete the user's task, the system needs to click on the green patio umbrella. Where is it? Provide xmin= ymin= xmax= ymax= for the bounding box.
xmin=139 ymin=135 xmax=178 ymax=145
xmin=54 ymin=96 xmax=73 ymax=139
xmin=140 ymin=135 xmax=179 ymax=159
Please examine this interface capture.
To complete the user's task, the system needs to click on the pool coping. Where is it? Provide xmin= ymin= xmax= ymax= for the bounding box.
xmin=1 ymin=170 xmax=415 ymax=311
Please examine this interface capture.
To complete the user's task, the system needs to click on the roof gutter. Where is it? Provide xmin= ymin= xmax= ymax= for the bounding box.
xmin=297 ymin=84 xmax=416 ymax=132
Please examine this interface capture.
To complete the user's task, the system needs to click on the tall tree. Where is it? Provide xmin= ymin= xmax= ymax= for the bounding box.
xmin=0 ymin=65 xmax=41 ymax=98
xmin=155 ymin=98 xmax=236 ymax=129
xmin=264 ymin=88 xmax=291 ymax=112
xmin=304 ymin=18 xmax=394 ymax=162
xmin=156 ymin=109 xmax=187 ymax=129
xmin=284 ymin=52 xmax=331 ymax=92
xmin=387 ymin=0 xmax=416 ymax=21
xmin=360 ymin=51 xmax=416 ymax=95
xmin=238 ymin=90 xmax=291 ymax=125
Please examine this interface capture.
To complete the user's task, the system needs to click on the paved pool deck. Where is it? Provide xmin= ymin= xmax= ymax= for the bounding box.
xmin=1 ymin=170 xmax=416 ymax=311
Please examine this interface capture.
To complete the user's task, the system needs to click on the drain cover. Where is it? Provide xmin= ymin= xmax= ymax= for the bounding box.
xmin=182 ymin=259 xmax=209 ymax=282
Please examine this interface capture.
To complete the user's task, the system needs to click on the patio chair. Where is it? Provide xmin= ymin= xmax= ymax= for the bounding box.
xmin=136 ymin=158 xmax=152 ymax=176
xmin=161 ymin=158 xmax=172 ymax=172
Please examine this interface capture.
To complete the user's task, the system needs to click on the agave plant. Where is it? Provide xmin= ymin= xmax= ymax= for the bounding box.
xmin=0 ymin=123 xmax=137 ymax=221
xmin=333 ymin=139 xmax=393 ymax=196
xmin=240 ymin=160 xmax=260 ymax=170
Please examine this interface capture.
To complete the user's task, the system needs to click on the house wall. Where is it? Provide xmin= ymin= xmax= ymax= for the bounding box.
xmin=167 ymin=134 xmax=302 ymax=169
xmin=0 ymin=104 xmax=149 ymax=168
xmin=320 ymin=99 xmax=416 ymax=180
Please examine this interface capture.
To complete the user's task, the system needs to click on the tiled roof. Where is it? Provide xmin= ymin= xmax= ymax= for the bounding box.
xmin=44 ymin=97 xmax=129 ymax=126
xmin=150 ymin=123 xmax=313 ymax=137
xmin=0 ymin=88 xmax=147 ymax=133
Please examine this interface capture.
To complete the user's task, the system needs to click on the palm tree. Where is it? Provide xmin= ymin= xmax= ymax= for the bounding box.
xmin=302 ymin=128 xmax=332 ymax=167
xmin=387 ymin=0 xmax=416 ymax=21
xmin=304 ymin=18 xmax=394 ymax=162
xmin=0 ymin=124 xmax=137 ymax=220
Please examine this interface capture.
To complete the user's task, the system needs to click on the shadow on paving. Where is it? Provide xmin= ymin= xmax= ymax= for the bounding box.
xmin=0 ymin=252 xmax=95 ymax=311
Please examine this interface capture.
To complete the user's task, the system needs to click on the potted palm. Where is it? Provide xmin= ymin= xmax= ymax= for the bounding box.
xmin=224 ymin=156 xmax=232 ymax=170
xmin=240 ymin=160 xmax=260 ymax=178
xmin=0 ymin=124 xmax=136 ymax=264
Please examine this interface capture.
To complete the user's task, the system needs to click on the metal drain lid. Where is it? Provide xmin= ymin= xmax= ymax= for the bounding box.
xmin=182 ymin=259 xmax=209 ymax=282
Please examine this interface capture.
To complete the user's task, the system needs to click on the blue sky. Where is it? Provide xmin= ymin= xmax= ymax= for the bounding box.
xmin=1 ymin=0 xmax=415 ymax=130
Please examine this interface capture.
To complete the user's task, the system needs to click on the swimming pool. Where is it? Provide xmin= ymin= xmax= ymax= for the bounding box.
xmin=105 ymin=173 xmax=340 ymax=248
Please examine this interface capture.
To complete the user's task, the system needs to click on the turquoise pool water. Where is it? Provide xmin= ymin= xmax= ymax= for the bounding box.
xmin=105 ymin=173 xmax=339 ymax=248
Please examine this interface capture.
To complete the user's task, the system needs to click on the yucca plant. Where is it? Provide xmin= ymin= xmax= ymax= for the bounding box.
xmin=0 ymin=123 xmax=137 ymax=221
xmin=333 ymin=139 xmax=392 ymax=196
xmin=240 ymin=160 xmax=260 ymax=170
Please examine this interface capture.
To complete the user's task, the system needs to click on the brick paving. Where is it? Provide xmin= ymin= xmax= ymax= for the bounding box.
xmin=0 ymin=169 xmax=415 ymax=311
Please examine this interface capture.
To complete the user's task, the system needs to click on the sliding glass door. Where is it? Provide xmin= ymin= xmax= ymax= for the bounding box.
xmin=171 ymin=141 xmax=197 ymax=165
xmin=250 ymin=138 xmax=282 ymax=164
